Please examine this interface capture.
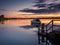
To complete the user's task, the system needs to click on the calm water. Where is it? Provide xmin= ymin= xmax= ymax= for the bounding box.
xmin=0 ymin=19 xmax=60 ymax=45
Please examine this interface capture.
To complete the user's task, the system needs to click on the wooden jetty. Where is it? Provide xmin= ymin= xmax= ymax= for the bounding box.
xmin=37 ymin=19 xmax=60 ymax=45
xmin=38 ymin=19 xmax=60 ymax=36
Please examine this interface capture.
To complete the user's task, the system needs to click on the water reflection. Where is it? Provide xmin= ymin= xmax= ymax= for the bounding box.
xmin=0 ymin=19 xmax=60 ymax=25
xmin=38 ymin=35 xmax=48 ymax=45
xmin=0 ymin=19 xmax=60 ymax=45
xmin=20 ymin=25 xmax=38 ymax=29
xmin=37 ymin=32 xmax=60 ymax=45
xmin=47 ymin=32 xmax=60 ymax=45
xmin=0 ymin=20 xmax=5 ymax=24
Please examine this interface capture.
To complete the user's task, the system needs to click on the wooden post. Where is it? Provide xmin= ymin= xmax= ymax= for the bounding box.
xmin=41 ymin=23 xmax=45 ymax=43
xmin=52 ymin=20 xmax=53 ymax=32
xmin=37 ymin=22 xmax=41 ymax=35
xmin=41 ymin=23 xmax=45 ymax=33
xmin=38 ymin=35 xmax=40 ymax=44
xmin=38 ymin=26 xmax=40 ymax=35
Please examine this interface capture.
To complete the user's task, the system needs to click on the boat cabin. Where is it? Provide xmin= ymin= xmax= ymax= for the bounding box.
xmin=31 ymin=18 xmax=41 ymax=27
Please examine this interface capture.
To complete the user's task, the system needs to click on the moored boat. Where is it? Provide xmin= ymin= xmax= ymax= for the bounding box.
xmin=31 ymin=18 xmax=41 ymax=27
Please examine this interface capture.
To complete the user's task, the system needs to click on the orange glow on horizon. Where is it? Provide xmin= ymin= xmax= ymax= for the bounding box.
xmin=4 ymin=12 xmax=60 ymax=18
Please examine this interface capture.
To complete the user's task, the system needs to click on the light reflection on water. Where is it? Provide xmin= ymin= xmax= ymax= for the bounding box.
xmin=0 ymin=19 xmax=39 ymax=45
xmin=0 ymin=19 xmax=60 ymax=45
xmin=0 ymin=19 xmax=60 ymax=26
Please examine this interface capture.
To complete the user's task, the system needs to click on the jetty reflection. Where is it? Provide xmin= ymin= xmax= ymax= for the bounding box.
xmin=38 ymin=33 xmax=60 ymax=45
xmin=37 ymin=19 xmax=60 ymax=45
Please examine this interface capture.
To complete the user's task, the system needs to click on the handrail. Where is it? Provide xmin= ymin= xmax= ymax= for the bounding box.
xmin=46 ymin=20 xmax=53 ymax=32
xmin=46 ymin=19 xmax=60 ymax=32
xmin=46 ymin=26 xmax=52 ymax=31
xmin=40 ymin=19 xmax=60 ymax=33
xmin=46 ymin=20 xmax=53 ymax=27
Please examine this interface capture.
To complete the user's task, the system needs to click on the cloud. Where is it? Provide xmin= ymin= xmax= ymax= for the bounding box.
xmin=19 ymin=0 xmax=60 ymax=14
xmin=48 ymin=3 xmax=60 ymax=12
xmin=0 ymin=9 xmax=7 ymax=11
xmin=19 ymin=8 xmax=57 ymax=13
xmin=34 ymin=3 xmax=46 ymax=8
xmin=35 ymin=0 xmax=46 ymax=3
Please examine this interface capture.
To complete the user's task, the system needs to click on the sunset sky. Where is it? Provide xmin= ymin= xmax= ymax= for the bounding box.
xmin=0 ymin=0 xmax=60 ymax=18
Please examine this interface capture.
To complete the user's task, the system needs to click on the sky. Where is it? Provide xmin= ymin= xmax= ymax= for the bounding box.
xmin=0 ymin=0 xmax=34 ymax=17
xmin=0 ymin=0 xmax=60 ymax=18
xmin=0 ymin=0 xmax=35 ymax=11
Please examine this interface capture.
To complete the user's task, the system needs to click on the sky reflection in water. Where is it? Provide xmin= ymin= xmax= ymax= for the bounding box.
xmin=0 ymin=19 xmax=60 ymax=45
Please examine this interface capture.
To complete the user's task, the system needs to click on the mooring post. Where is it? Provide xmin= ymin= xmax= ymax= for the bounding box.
xmin=41 ymin=23 xmax=45 ymax=33
xmin=38 ymin=34 xmax=40 ymax=44
xmin=41 ymin=23 xmax=45 ymax=43
xmin=37 ymin=25 xmax=40 ymax=44
xmin=38 ymin=26 xmax=40 ymax=35
xmin=52 ymin=20 xmax=53 ymax=32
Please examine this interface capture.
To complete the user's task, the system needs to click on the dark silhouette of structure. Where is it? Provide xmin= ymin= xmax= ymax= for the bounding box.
xmin=0 ymin=15 xmax=5 ymax=24
xmin=37 ymin=20 xmax=60 ymax=45
xmin=0 ymin=15 xmax=4 ymax=21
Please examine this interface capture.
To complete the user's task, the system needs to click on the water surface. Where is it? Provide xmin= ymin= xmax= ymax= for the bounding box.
xmin=0 ymin=19 xmax=60 ymax=45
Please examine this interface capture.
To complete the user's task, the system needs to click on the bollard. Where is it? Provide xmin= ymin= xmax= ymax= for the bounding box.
xmin=38 ymin=26 xmax=40 ymax=35
xmin=38 ymin=35 xmax=40 ymax=44
xmin=41 ymin=23 xmax=45 ymax=43
xmin=37 ymin=23 xmax=41 ymax=35
xmin=41 ymin=23 xmax=45 ymax=33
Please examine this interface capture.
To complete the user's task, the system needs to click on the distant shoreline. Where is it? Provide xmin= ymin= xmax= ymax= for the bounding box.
xmin=4 ymin=17 xmax=60 ymax=20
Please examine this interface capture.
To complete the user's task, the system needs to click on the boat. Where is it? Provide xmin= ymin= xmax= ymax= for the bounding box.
xmin=31 ymin=18 xmax=41 ymax=27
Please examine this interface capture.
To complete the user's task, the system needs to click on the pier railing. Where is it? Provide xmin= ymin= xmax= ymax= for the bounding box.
xmin=45 ymin=19 xmax=60 ymax=33
xmin=38 ymin=19 xmax=60 ymax=45
xmin=46 ymin=20 xmax=53 ymax=32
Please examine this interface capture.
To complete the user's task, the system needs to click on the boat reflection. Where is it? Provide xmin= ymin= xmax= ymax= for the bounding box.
xmin=38 ymin=32 xmax=60 ymax=45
